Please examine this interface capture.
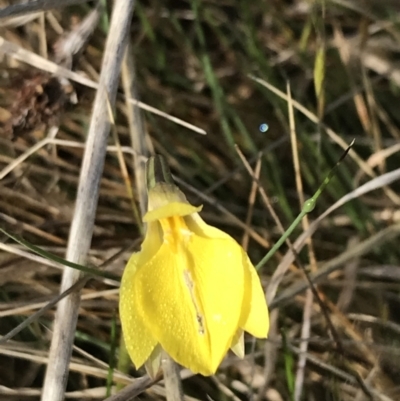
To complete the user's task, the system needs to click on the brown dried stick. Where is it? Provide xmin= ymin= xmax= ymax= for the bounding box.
xmin=40 ymin=1 xmax=136 ymax=400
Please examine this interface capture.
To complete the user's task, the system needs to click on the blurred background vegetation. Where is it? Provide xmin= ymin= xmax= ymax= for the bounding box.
xmin=0 ymin=0 xmax=400 ymax=400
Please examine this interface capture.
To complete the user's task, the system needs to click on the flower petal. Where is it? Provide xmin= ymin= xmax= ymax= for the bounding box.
xmin=133 ymin=233 xmax=246 ymax=375
xmin=119 ymin=252 xmax=158 ymax=369
xmin=144 ymin=202 xmax=201 ymax=223
xmin=185 ymin=213 xmax=233 ymax=240
xmin=187 ymin=214 xmax=269 ymax=337
xmin=241 ymin=256 xmax=269 ymax=338
xmin=144 ymin=344 xmax=163 ymax=379
xmin=230 ymin=329 xmax=245 ymax=358
xmin=137 ymin=221 xmax=163 ymax=266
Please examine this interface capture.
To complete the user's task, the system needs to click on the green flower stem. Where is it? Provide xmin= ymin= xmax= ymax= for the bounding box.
xmin=256 ymin=140 xmax=354 ymax=271
xmin=147 ymin=155 xmax=174 ymax=189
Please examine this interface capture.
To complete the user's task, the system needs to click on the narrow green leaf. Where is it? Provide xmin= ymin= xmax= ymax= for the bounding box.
xmin=0 ymin=228 xmax=119 ymax=281
xmin=314 ymin=45 xmax=325 ymax=100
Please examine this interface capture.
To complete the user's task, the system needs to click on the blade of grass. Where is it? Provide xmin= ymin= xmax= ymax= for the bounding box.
xmin=282 ymin=330 xmax=295 ymax=401
xmin=249 ymin=74 xmax=400 ymax=206
xmin=106 ymin=312 xmax=118 ymax=397
xmin=0 ymin=245 xmax=130 ymax=344
xmin=192 ymin=0 xmax=236 ymax=153
xmin=0 ymin=227 xmax=118 ymax=280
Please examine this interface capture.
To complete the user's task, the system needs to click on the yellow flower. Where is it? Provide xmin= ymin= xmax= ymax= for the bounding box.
xmin=119 ymin=156 xmax=269 ymax=377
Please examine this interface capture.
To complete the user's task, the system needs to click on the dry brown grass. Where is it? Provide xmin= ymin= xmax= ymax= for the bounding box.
xmin=1 ymin=1 xmax=400 ymax=400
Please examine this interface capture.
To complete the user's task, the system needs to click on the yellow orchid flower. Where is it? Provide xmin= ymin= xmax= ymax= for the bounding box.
xmin=119 ymin=155 xmax=269 ymax=377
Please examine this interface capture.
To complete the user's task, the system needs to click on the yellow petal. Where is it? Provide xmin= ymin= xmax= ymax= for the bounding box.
xmin=187 ymin=214 xmax=269 ymax=338
xmin=119 ymin=252 xmax=158 ymax=369
xmin=185 ymin=213 xmax=233 ymax=240
xmin=133 ymin=232 xmax=246 ymax=375
xmin=144 ymin=202 xmax=201 ymax=223
xmin=230 ymin=329 xmax=245 ymax=359
xmin=144 ymin=344 xmax=163 ymax=379
xmin=137 ymin=221 xmax=163 ymax=266
xmin=241 ymin=255 xmax=269 ymax=338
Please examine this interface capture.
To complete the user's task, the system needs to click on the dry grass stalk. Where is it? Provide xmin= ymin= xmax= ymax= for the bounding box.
xmin=121 ymin=43 xmax=152 ymax=216
xmin=286 ymin=82 xmax=318 ymax=401
xmin=268 ymin=165 xmax=400 ymax=308
xmin=1 ymin=2 xmax=400 ymax=399
xmin=0 ymin=0 xmax=91 ymax=18
xmin=162 ymin=356 xmax=185 ymax=401
xmin=40 ymin=1 xmax=136 ymax=400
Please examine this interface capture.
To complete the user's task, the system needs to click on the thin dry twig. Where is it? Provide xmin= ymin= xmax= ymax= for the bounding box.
xmin=53 ymin=2 xmax=103 ymax=66
xmin=241 ymin=154 xmax=261 ymax=251
xmin=40 ymin=1 xmax=136 ymax=400
xmin=256 ymin=309 xmax=279 ymax=401
xmin=121 ymin=44 xmax=153 ymax=216
xmin=287 ymin=81 xmax=318 ymax=401
xmin=288 ymin=344 xmax=393 ymax=401
xmin=250 ymin=75 xmax=400 ymax=206
xmin=234 ymin=146 xmax=283 ymax=251
xmin=0 ymin=11 xmax=41 ymax=27
xmin=103 ymin=375 xmax=160 ymax=401
xmin=0 ymin=0 xmax=91 ymax=18
xmin=272 ymin=221 xmax=400 ymax=309
xmin=337 ymin=236 xmax=361 ymax=312
xmin=0 ymin=36 xmax=205 ymax=135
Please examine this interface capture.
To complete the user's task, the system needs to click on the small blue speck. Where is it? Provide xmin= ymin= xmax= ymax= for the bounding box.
xmin=259 ymin=123 xmax=269 ymax=133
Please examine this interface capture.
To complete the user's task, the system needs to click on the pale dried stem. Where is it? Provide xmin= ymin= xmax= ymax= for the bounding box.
xmin=241 ymin=155 xmax=261 ymax=251
xmin=162 ymin=356 xmax=185 ymax=401
xmin=256 ymin=309 xmax=279 ymax=401
xmin=287 ymin=344 xmax=392 ymax=401
xmin=0 ymin=35 xmax=205 ymax=135
xmin=211 ymin=375 xmax=242 ymax=401
xmin=286 ymin=82 xmax=318 ymax=401
xmin=294 ymin=291 xmax=313 ymax=400
xmin=0 ymin=136 xmax=148 ymax=182
xmin=250 ymin=75 xmax=400 ymax=206
xmin=0 ymin=0 xmax=91 ymax=18
xmin=336 ymin=237 xmax=360 ymax=312
xmin=103 ymin=376 xmax=156 ymax=401
xmin=235 ymin=145 xmax=286 ymax=252
xmin=272 ymin=221 xmax=400 ymax=308
xmin=40 ymin=1 xmax=136 ymax=400
xmin=121 ymin=43 xmax=153 ymax=215
xmin=268 ymin=166 xmax=400 ymax=308
xmin=126 ymin=97 xmax=206 ymax=135
xmin=54 ymin=3 xmax=103 ymax=66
